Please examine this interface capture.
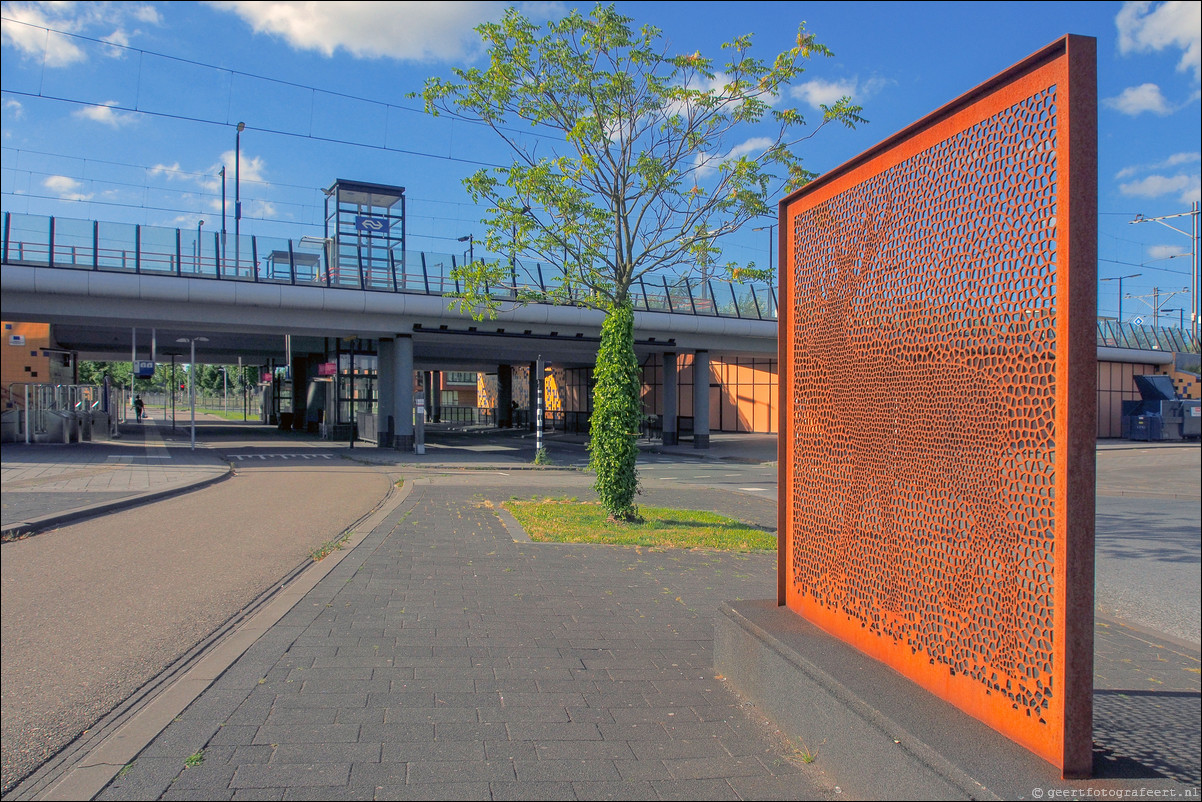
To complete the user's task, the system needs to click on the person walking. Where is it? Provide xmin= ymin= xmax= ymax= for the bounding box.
xmin=134 ymin=395 xmax=144 ymax=423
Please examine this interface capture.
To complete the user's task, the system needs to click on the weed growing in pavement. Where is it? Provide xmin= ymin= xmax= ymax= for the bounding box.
xmin=184 ymin=750 xmax=204 ymax=769
xmin=310 ymin=532 xmax=351 ymax=561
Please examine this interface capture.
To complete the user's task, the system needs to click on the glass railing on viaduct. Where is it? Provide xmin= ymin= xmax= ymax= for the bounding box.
xmin=1 ymin=212 xmax=778 ymax=321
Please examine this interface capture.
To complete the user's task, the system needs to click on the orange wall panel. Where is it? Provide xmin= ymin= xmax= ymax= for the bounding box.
xmin=778 ymin=37 xmax=1096 ymax=777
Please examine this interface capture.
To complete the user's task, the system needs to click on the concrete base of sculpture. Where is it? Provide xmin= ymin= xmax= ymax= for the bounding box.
xmin=714 ymin=599 xmax=1072 ymax=800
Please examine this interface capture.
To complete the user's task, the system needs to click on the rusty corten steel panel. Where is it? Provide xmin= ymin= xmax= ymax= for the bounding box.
xmin=777 ymin=36 xmax=1096 ymax=777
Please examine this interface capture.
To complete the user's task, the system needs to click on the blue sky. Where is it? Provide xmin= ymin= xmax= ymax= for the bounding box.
xmin=2 ymin=1 xmax=1199 ymax=324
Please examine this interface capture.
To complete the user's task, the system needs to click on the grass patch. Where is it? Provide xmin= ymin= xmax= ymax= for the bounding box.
xmin=503 ymin=498 xmax=775 ymax=551
xmin=184 ymin=750 xmax=204 ymax=769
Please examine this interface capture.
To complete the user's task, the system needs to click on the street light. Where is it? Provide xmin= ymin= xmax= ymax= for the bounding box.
xmin=1099 ymin=273 xmax=1141 ymax=322
xmin=752 ymin=223 xmax=777 ymax=280
xmin=1131 ymin=203 xmax=1200 ymax=340
xmin=457 ymin=234 xmax=474 ymax=265
xmin=235 ymin=121 xmax=245 ymax=274
xmin=176 ymin=336 xmax=209 ymax=450
xmin=196 ymin=219 xmax=205 ymax=271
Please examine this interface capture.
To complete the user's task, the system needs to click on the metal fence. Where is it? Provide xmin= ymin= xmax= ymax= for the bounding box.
xmin=2 ymin=211 xmax=778 ymax=321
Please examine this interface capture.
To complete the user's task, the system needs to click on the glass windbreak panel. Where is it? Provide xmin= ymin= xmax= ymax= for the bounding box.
xmin=421 ymin=253 xmax=457 ymax=294
xmin=138 ymin=225 xmax=178 ymax=275
xmin=639 ymin=279 xmax=671 ymax=312
xmin=224 ymin=233 xmax=255 ymax=279
xmin=5 ymin=213 xmax=52 ymax=265
xmin=52 ymin=217 xmax=95 ymax=269
xmin=332 ymin=242 xmax=364 ymax=288
xmin=96 ymin=221 xmax=138 ymax=272
xmin=709 ymin=282 xmax=736 ymax=317
xmin=178 ymin=225 xmax=212 ymax=276
xmin=732 ymin=285 xmax=762 ymax=319
xmin=670 ymin=281 xmax=694 ymax=313
xmin=289 ymin=241 xmax=328 ymax=285
xmin=256 ymin=237 xmax=300 ymax=284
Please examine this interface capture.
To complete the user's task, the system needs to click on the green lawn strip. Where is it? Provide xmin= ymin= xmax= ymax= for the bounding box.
xmin=502 ymin=498 xmax=775 ymax=551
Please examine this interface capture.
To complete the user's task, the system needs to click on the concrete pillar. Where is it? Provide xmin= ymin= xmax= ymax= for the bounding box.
xmin=432 ymin=371 xmax=442 ymax=423
xmin=693 ymin=349 xmax=710 ymax=449
xmin=380 ymin=335 xmax=414 ymax=449
xmin=497 ymin=365 xmax=513 ymax=427
xmin=377 ymin=339 xmax=395 ymax=446
xmin=290 ymin=353 xmax=308 ymax=429
xmin=662 ymin=352 xmax=678 ymax=446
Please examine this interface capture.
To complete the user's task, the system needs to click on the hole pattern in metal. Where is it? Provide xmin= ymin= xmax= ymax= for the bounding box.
xmin=789 ymin=84 xmax=1059 ymax=717
xmin=780 ymin=36 xmax=1097 ymax=775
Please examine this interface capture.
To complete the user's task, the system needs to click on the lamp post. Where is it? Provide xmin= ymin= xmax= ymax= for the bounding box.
xmin=1131 ymin=203 xmax=1200 ymax=341
xmin=752 ymin=223 xmax=777 ymax=280
xmin=196 ymin=219 xmax=205 ymax=271
xmin=235 ymin=121 xmax=245 ymax=274
xmin=176 ymin=337 xmax=209 ymax=450
xmin=457 ymin=234 xmax=474 ymax=265
xmin=220 ymin=166 xmax=227 ymax=274
xmin=1100 ymin=273 xmax=1140 ymax=323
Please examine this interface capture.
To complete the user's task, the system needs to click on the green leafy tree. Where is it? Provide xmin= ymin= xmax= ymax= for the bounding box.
xmin=421 ymin=3 xmax=862 ymax=520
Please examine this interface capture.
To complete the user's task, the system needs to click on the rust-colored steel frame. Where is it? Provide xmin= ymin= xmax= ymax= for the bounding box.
xmin=776 ymin=36 xmax=1096 ymax=777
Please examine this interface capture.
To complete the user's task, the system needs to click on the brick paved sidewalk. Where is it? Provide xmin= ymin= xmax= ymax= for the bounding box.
xmin=97 ymin=476 xmax=832 ymax=801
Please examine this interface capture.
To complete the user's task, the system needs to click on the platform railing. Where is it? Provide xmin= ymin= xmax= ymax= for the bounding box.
xmin=2 ymin=211 xmax=779 ymax=321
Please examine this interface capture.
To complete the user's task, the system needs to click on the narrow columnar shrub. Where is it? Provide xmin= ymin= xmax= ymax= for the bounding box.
xmin=588 ymin=303 xmax=642 ymax=521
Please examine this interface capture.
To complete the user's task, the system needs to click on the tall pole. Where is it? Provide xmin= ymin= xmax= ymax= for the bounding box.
xmin=1131 ymin=204 xmax=1201 ymax=341
xmin=536 ymin=354 xmax=544 ymax=456
xmin=189 ymin=339 xmax=196 ymax=450
xmin=220 ymin=166 xmax=227 ymax=274
xmin=235 ymin=122 xmax=245 ymax=275
xmin=1194 ymin=201 xmax=1199 ymax=343
xmin=1100 ymin=273 xmax=1140 ymax=323
xmin=752 ymin=223 xmax=777 ymax=280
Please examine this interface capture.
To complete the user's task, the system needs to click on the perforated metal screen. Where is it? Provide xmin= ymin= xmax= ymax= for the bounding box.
xmin=777 ymin=36 xmax=1096 ymax=777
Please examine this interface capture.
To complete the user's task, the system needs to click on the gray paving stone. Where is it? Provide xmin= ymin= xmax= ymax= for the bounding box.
xmin=230 ymin=762 xmax=351 ymax=789
xmin=406 ymin=759 xmax=518 ymax=784
xmin=570 ymin=780 xmax=661 ymax=801
xmin=367 ymin=782 xmax=491 ymax=800
xmin=269 ymin=742 xmax=382 ymax=764
xmin=489 ymin=780 xmax=578 ymax=800
xmin=251 ymin=724 xmax=361 ymax=745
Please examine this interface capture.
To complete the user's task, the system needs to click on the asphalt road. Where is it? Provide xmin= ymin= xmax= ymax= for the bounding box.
xmin=0 ymin=447 xmax=392 ymax=795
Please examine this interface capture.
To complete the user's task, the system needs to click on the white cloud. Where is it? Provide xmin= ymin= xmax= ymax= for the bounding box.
xmin=1105 ymin=82 xmax=1173 ymax=115
xmin=1116 ymin=151 xmax=1202 ymax=179
xmin=1 ymin=3 xmax=86 ymax=66
xmin=1120 ymin=172 xmax=1202 ymax=203
xmin=43 ymin=175 xmax=92 ymax=201
xmin=0 ymin=2 xmax=160 ymax=66
xmin=73 ymin=101 xmax=137 ymax=128
xmin=791 ymin=77 xmax=856 ymax=109
xmin=693 ymin=136 xmax=774 ymax=178
xmin=789 ymin=75 xmax=891 ymax=111
xmin=1147 ymin=244 xmax=1188 ymax=260
xmin=209 ymin=0 xmax=499 ymax=62
xmin=3 ymin=99 xmax=24 ymax=119
xmin=149 ymin=162 xmax=186 ymax=179
xmin=1116 ymin=1 xmax=1202 ymax=81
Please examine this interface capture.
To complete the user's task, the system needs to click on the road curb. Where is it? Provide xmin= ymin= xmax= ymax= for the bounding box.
xmin=13 ymin=474 xmax=413 ymax=802
xmin=1 ymin=467 xmax=234 ymax=541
